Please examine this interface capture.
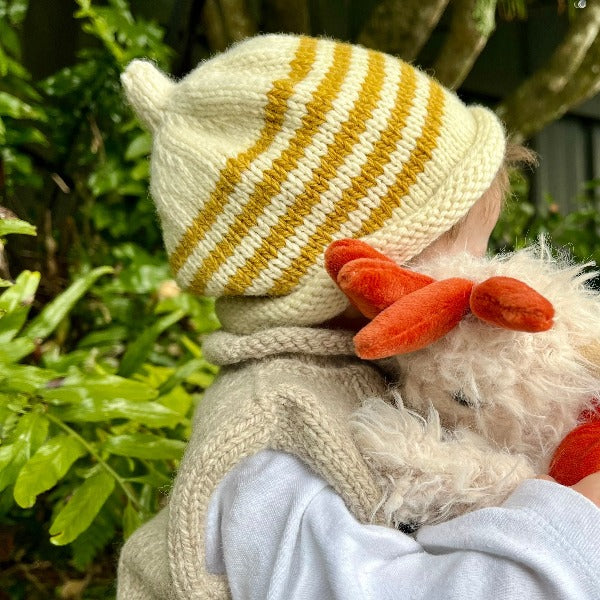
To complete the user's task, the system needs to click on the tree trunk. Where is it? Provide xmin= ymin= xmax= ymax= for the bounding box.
xmin=262 ymin=0 xmax=310 ymax=35
xmin=203 ymin=0 xmax=257 ymax=52
xmin=433 ymin=0 xmax=498 ymax=90
xmin=358 ymin=0 xmax=450 ymax=61
xmin=496 ymin=1 xmax=600 ymax=142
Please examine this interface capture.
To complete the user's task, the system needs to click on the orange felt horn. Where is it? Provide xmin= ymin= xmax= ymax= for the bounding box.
xmin=470 ymin=276 xmax=554 ymax=332
xmin=354 ymin=278 xmax=474 ymax=359
xmin=337 ymin=259 xmax=435 ymax=319
xmin=325 ymin=239 xmax=433 ymax=318
xmin=324 ymin=239 xmax=556 ymax=360
xmin=549 ymin=417 xmax=600 ymax=486
xmin=325 ymin=239 xmax=393 ymax=280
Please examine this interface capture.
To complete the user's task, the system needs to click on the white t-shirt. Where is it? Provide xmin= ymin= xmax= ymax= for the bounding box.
xmin=205 ymin=449 xmax=600 ymax=599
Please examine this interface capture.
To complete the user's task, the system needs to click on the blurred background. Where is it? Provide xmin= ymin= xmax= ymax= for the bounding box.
xmin=0 ymin=1 xmax=599 ymax=598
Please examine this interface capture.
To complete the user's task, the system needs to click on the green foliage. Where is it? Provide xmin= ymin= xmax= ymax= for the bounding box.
xmin=491 ymin=172 xmax=600 ymax=267
xmin=0 ymin=217 xmax=35 ymax=237
xmin=0 ymin=8 xmax=212 ymax=591
xmin=0 ymin=217 xmax=219 ymax=596
xmin=0 ymin=0 xmax=48 ymax=192
xmin=62 ymin=0 xmax=171 ymax=254
xmin=1 ymin=0 xmax=173 ymax=275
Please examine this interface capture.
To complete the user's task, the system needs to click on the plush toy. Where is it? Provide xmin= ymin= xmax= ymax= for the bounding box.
xmin=325 ymin=239 xmax=600 ymax=528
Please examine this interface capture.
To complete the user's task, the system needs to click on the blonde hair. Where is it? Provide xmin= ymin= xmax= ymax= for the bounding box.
xmin=493 ymin=140 xmax=538 ymax=205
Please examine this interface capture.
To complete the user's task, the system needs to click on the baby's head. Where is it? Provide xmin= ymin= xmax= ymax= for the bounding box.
xmin=122 ymin=34 xmax=528 ymax=333
xmin=418 ymin=141 xmax=536 ymax=262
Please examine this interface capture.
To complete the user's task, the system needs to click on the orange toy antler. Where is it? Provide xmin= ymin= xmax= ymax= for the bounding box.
xmin=549 ymin=418 xmax=600 ymax=486
xmin=325 ymin=239 xmax=434 ymax=319
xmin=354 ymin=278 xmax=474 ymax=359
xmin=471 ymin=276 xmax=554 ymax=332
xmin=325 ymin=239 xmax=555 ymax=359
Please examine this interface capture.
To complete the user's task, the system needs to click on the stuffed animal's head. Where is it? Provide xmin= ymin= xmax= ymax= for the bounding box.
xmin=389 ymin=249 xmax=600 ymax=464
xmin=326 ymin=239 xmax=600 ymax=525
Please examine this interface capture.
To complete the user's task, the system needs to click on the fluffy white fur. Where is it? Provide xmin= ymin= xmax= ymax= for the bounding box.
xmin=351 ymin=243 xmax=600 ymax=528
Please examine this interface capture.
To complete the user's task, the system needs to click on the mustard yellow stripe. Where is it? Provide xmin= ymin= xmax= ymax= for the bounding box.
xmin=222 ymin=49 xmax=386 ymax=295
xmin=188 ymin=41 xmax=353 ymax=295
xmin=168 ymin=36 xmax=318 ymax=276
xmin=267 ymin=62 xmax=427 ymax=296
xmin=353 ymin=81 xmax=445 ymax=237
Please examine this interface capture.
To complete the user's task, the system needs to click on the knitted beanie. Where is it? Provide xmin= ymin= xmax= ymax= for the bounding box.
xmin=121 ymin=34 xmax=506 ymax=333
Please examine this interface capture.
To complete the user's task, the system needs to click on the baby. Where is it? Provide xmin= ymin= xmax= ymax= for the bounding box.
xmin=118 ymin=34 xmax=600 ymax=599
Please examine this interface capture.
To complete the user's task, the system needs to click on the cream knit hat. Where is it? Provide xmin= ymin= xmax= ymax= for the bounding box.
xmin=122 ymin=34 xmax=506 ymax=332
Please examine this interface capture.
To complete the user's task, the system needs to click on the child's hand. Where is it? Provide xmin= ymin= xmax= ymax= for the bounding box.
xmin=538 ymin=473 xmax=600 ymax=508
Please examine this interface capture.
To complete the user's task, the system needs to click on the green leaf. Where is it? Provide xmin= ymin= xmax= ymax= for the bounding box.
xmin=118 ymin=310 xmax=186 ymax=377
xmin=0 ymin=393 xmax=24 ymax=437
xmin=41 ymin=348 xmax=94 ymax=372
xmin=0 ymin=363 xmax=60 ymax=393
xmin=0 ymin=337 xmax=35 ymax=362
xmin=0 ymin=20 xmax=21 ymax=57
xmin=124 ymin=132 xmax=151 ymax=160
xmin=51 ymin=398 xmax=182 ymax=428
xmin=0 ymin=270 xmax=40 ymax=313
xmin=0 ymin=443 xmax=19 ymax=488
xmin=40 ymin=373 xmax=158 ymax=404
xmin=4 ymin=124 xmax=48 ymax=146
xmin=2 ymin=148 xmax=41 ymax=186
xmin=123 ymin=469 xmax=170 ymax=488
xmin=0 ymin=412 xmax=49 ymax=493
xmin=77 ymin=325 xmax=127 ymax=348
xmin=5 ymin=410 xmax=48 ymax=446
xmin=157 ymin=358 xmax=207 ymax=395
xmin=5 ymin=0 xmax=29 ymax=25
xmin=104 ymin=433 xmax=185 ymax=460
xmin=0 ymin=91 xmax=46 ymax=120
xmin=185 ymin=369 xmax=218 ymax=389
xmin=22 ymin=266 xmax=113 ymax=341
xmin=158 ymin=385 xmax=192 ymax=417
xmin=122 ymin=500 xmax=143 ymax=539
xmin=71 ymin=501 xmax=117 ymax=570
xmin=0 ymin=218 xmax=36 ymax=237
xmin=49 ymin=470 xmax=115 ymax=545
xmin=130 ymin=159 xmax=149 ymax=181
xmin=0 ymin=305 xmax=30 ymax=342
xmin=13 ymin=435 xmax=86 ymax=508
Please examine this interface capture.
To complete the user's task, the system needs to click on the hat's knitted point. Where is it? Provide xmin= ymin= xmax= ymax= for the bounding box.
xmin=122 ymin=34 xmax=506 ymax=332
xmin=121 ymin=60 xmax=175 ymax=133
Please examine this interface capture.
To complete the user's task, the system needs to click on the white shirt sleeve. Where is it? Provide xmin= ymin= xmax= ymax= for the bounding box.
xmin=205 ymin=449 xmax=600 ymax=600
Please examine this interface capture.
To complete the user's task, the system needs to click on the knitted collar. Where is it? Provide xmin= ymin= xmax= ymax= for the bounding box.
xmin=202 ymin=326 xmax=358 ymax=367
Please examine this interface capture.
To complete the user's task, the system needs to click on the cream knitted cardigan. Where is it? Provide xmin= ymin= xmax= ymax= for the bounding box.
xmin=117 ymin=326 xmax=389 ymax=600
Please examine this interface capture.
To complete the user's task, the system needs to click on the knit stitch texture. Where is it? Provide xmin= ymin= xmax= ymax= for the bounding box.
xmin=121 ymin=34 xmax=506 ymax=331
xmin=117 ymin=327 xmax=391 ymax=600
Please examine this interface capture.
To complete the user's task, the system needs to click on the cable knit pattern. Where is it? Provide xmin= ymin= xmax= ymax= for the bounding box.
xmin=121 ymin=33 xmax=506 ymax=331
xmin=117 ymin=327 xmax=390 ymax=600
xmin=202 ymin=327 xmax=356 ymax=365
